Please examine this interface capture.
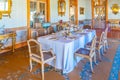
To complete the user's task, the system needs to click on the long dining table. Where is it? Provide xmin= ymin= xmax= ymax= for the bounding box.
xmin=37 ymin=29 xmax=96 ymax=74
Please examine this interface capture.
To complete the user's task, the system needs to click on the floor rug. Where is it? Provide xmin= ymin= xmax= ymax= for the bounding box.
xmin=108 ymin=45 xmax=120 ymax=80
xmin=80 ymin=52 xmax=112 ymax=80
xmin=80 ymin=61 xmax=98 ymax=80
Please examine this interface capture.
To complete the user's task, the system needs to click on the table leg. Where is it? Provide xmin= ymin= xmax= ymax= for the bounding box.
xmin=12 ymin=35 xmax=16 ymax=52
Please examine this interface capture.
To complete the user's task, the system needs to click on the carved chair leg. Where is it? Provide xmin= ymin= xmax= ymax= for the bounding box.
xmin=89 ymin=58 xmax=94 ymax=73
xmin=41 ymin=64 xmax=44 ymax=80
xmin=54 ymin=59 xmax=56 ymax=71
xmin=94 ymin=53 xmax=97 ymax=65
xmin=29 ymin=58 xmax=32 ymax=72
xmin=98 ymin=49 xmax=102 ymax=61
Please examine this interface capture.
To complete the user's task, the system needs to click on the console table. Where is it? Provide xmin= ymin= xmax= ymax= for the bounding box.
xmin=0 ymin=32 xmax=16 ymax=53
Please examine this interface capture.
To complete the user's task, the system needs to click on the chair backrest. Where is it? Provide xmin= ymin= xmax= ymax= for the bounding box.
xmin=57 ymin=25 xmax=63 ymax=31
xmin=83 ymin=25 xmax=91 ymax=29
xmin=99 ymin=31 xmax=105 ymax=46
xmin=34 ymin=23 xmax=42 ymax=29
xmin=27 ymin=39 xmax=44 ymax=61
xmin=89 ymin=35 xmax=97 ymax=57
xmin=37 ymin=28 xmax=46 ymax=37
xmin=104 ymin=26 xmax=108 ymax=40
xmin=47 ymin=26 xmax=54 ymax=34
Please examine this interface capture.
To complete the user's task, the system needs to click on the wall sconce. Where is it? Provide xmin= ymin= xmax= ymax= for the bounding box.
xmin=58 ymin=0 xmax=66 ymax=16
xmin=111 ymin=4 xmax=120 ymax=15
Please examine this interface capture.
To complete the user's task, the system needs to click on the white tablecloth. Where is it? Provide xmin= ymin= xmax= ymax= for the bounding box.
xmin=37 ymin=29 xmax=96 ymax=73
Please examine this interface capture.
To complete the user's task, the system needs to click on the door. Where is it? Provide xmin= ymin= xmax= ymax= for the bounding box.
xmin=69 ymin=0 xmax=78 ymax=24
xmin=92 ymin=0 xmax=107 ymax=29
xmin=30 ymin=0 xmax=46 ymax=28
xmin=70 ymin=6 xmax=76 ymax=24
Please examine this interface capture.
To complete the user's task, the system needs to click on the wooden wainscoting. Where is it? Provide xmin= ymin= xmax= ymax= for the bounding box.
xmin=0 ymin=41 xmax=27 ymax=54
xmin=108 ymin=29 xmax=120 ymax=39
xmin=95 ymin=28 xmax=120 ymax=39
xmin=0 ymin=27 xmax=27 ymax=54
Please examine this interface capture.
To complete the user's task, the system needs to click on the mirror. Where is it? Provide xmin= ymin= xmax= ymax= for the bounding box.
xmin=39 ymin=2 xmax=46 ymax=23
xmin=58 ymin=0 xmax=66 ymax=16
xmin=0 ymin=0 xmax=12 ymax=19
xmin=30 ymin=1 xmax=37 ymax=28
xmin=70 ymin=6 xmax=75 ymax=23
xmin=30 ymin=0 xmax=46 ymax=28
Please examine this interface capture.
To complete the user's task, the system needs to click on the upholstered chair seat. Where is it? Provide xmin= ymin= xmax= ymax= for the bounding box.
xmin=76 ymin=48 xmax=90 ymax=56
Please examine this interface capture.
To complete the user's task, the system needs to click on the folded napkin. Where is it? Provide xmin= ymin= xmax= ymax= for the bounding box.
xmin=79 ymin=33 xmax=88 ymax=35
xmin=49 ymin=37 xmax=58 ymax=40
xmin=68 ymin=36 xmax=77 ymax=39
xmin=41 ymin=35 xmax=51 ymax=39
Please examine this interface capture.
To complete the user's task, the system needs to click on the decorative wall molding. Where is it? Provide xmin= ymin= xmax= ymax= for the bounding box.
xmin=108 ymin=19 xmax=120 ymax=21
xmin=0 ymin=27 xmax=27 ymax=54
xmin=5 ymin=26 xmax=27 ymax=32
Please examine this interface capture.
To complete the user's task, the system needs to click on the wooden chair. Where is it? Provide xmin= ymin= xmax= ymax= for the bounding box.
xmin=83 ymin=25 xmax=92 ymax=29
xmin=57 ymin=25 xmax=63 ymax=31
xmin=34 ymin=23 xmax=42 ymax=29
xmin=47 ymin=26 xmax=55 ymax=34
xmin=27 ymin=39 xmax=56 ymax=80
xmin=103 ymin=26 xmax=108 ymax=52
xmin=75 ymin=35 xmax=97 ymax=73
xmin=31 ymin=27 xmax=46 ymax=39
xmin=36 ymin=27 xmax=46 ymax=37
xmin=96 ymin=32 xmax=105 ymax=60
xmin=86 ymin=32 xmax=105 ymax=60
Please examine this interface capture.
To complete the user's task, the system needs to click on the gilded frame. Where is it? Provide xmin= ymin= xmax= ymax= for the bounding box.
xmin=80 ymin=7 xmax=84 ymax=15
xmin=0 ymin=0 xmax=12 ymax=19
xmin=58 ymin=0 xmax=66 ymax=16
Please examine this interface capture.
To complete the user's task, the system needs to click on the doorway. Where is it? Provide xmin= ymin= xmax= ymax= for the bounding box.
xmin=70 ymin=6 xmax=76 ymax=24
xmin=30 ymin=0 xmax=46 ymax=28
xmin=69 ymin=0 xmax=78 ymax=24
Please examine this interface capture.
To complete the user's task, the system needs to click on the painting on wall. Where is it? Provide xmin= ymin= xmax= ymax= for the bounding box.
xmin=80 ymin=7 xmax=84 ymax=15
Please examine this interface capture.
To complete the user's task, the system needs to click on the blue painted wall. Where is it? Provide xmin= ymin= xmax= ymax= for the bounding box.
xmin=108 ymin=0 xmax=120 ymax=19
xmin=50 ymin=0 xmax=69 ymax=23
xmin=0 ymin=0 xmax=27 ymax=28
